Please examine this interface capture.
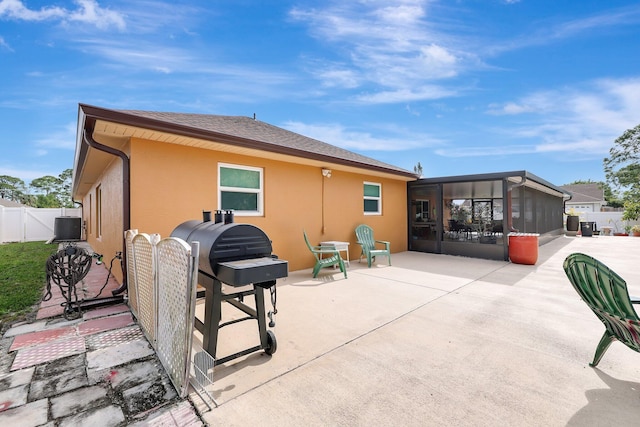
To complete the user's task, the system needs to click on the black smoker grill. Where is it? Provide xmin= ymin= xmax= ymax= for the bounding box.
xmin=171 ymin=211 xmax=288 ymax=365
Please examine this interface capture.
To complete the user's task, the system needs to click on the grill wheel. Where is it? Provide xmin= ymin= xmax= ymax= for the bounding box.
xmin=265 ymin=330 xmax=277 ymax=355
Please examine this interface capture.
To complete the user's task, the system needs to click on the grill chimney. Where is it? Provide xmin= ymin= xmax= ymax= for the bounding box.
xmin=224 ymin=210 xmax=234 ymax=224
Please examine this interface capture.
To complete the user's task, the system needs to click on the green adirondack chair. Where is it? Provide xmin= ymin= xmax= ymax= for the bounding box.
xmin=355 ymin=224 xmax=391 ymax=268
xmin=303 ymin=230 xmax=347 ymax=278
xmin=563 ymin=252 xmax=640 ymax=367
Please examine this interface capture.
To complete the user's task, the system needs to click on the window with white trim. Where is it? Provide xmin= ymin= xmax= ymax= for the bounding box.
xmin=218 ymin=163 xmax=263 ymax=216
xmin=364 ymin=182 xmax=381 ymax=215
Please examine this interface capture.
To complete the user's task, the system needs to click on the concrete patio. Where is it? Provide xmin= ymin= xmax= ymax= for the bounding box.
xmin=195 ymin=235 xmax=640 ymax=426
xmin=2 ymin=234 xmax=639 ymax=426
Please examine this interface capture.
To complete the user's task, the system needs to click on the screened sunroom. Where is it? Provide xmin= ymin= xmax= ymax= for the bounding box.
xmin=407 ymin=171 xmax=570 ymax=261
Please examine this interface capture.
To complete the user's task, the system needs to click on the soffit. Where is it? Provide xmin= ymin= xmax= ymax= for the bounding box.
xmin=90 ymin=119 xmax=416 ymax=182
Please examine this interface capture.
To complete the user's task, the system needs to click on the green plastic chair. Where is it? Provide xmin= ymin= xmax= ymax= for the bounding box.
xmin=355 ymin=224 xmax=391 ymax=268
xmin=303 ymin=231 xmax=347 ymax=278
xmin=563 ymin=252 xmax=640 ymax=367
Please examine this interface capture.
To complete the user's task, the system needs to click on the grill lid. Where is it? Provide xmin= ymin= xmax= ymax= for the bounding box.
xmin=170 ymin=219 xmax=274 ymax=279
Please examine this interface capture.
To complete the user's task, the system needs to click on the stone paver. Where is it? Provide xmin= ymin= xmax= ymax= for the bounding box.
xmin=51 ymin=384 xmax=110 ymax=419
xmin=3 ymin=321 xmax=49 ymax=338
xmin=0 ymin=367 xmax=34 ymax=389
xmin=58 ymin=404 xmax=126 ymax=427
xmin=103 ymin=359 xmax=166 ymax=390
xmin=83 ymin=303 xmax=130 ymax=320
xmin=0 ymin=383 xmax=29 ymax=411
xmin=77 ymin=312 xmax=135 ymax=336
xmin=11 ymin=336 xmax=85 ymax=370
xmin=122 ymin=379 xmax=178 ymax=414
xmin=9 ymin=326 xmax=76 ymax=351
xmin=85 ymin=325 xmax=145 ymax=351
xmin=33 ymin=353 xmax=84 ymax=376
xmin=0 ymin=398 xmax=49 ymax=426
xmin=29 ymin=366 xmax=88 ymax=400
xmin=86 ymin=339 xmax=154 ymax=371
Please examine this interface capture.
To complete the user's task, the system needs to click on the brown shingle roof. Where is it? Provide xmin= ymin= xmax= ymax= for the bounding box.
xmin=112 ymin=108 xmax=416 ymax=178
xmin=560 ymin=183 xmax=605 ymax=203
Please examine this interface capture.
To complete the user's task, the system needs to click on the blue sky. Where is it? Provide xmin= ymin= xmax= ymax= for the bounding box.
xmin=1 ymin=0 xmax=640 ymax=186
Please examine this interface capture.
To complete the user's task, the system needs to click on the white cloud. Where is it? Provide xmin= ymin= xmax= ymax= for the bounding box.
xmin=282 ymin=120 xmax=441 ymax=151
xmin=0 ymin=35 xmax=12 ymax=51
xmin=35 ymin=122 xmax=77 ymax=152
xmin=435 ymin=144 xmax=535 ymax=158
xmin=289 ymin=0 xmax=640 ymax=108
xmin=289 ymin=1 xmax=476 ymax=103
xmin=487 ymin=4 xmax=640 ymax=55
xmin=475 ymin=77 xmax=640 ymax=158
xmin=74 ymin=38 xmax=193 ymax=72
xmin=486 ymin=92 xmax=557 ymax=115
xmin=0 ymin=0 xmax=65 ymax=21
xmin=66 ymin=0 xmax=125 ymax=30
xmin=355 ymin=85 xmax=455 ymax=104
xmin=314 ymin=67 xmax=360 ymax=89
xmin=0 ymin=0 xmax=125 ymax=30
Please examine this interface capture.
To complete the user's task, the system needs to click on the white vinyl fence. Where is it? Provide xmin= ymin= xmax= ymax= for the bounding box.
xmin=566 ymin=211 xmax=640 ymax=233
xmin=0 ymin=206 xmax=82 ymax=243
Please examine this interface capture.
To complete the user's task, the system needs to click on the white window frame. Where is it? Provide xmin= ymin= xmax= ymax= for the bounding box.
xmin=218 ymin=163 xmax=264 ymax=216
xmin=364 ymin=181 xmax=382 ymax=215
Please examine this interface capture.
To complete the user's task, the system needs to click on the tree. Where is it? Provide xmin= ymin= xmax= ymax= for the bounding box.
xmin=35 ymin=193 xmax=61 ymax=208
xmin=28 ymin=169 xmax=75 ymax=208
xmin=604 ymin=124 xmax=640 ymax=204
xmin=0 ymin=170 xmax=74 ymax=208
xmin=413 ymin=162 xmax=423 ymax=178
xmin=30 ymin=175 xmax=61 ymax=196
xmin=0 ymin=175 xmax=27 ymax=202
xmin=57 ymin=169 xmax=74 ymax=208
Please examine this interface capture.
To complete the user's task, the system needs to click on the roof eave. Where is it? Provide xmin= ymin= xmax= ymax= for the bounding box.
xmin=78 ymin=104 xmax=417 ymax=180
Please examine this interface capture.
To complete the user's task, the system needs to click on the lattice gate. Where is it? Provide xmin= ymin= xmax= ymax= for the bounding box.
xmin=125 ymin=230 xmax=214 ymax=402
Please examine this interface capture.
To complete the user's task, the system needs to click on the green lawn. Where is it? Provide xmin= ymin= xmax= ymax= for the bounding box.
xmin=0 ymin=241 xmax=58 ymax=328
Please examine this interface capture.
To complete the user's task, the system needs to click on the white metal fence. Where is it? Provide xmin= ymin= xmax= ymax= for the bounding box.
xmin=0 ymin=206 xmax=82 ymax=243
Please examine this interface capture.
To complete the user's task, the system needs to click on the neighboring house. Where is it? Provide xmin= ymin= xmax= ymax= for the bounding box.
xmin=0 ymin=198 xmax=26 ymax=208
xmin=73 ymin=104 xmax=417 ymax=282
xmin=560 ymin=183 xmax=606 ymax=213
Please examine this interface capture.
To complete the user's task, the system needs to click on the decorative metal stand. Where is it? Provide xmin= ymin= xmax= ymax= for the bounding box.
xmin=44 ymin=245 xmax=93 ymax=320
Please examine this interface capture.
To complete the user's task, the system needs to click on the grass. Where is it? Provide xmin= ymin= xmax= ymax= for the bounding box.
xmin=0 ymin=241 xmax=58 ymax=328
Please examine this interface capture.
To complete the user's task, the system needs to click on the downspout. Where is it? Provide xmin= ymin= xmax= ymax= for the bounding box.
xmin=506 ymin=175 xmax=526 ymax=233
xmin=563 ymin=194 xmax=574 ymax=214
xmin=82 ymin=124 xmax=130 ymax=295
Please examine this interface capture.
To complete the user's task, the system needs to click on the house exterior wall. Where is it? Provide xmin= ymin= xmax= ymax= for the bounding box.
xmin=565 ymin=201 xmax=602 ymax=213
xmin=80 ymin=156 xmax=125 ymax=282
xmin=128 ymin=138 xmax=408 ymax=272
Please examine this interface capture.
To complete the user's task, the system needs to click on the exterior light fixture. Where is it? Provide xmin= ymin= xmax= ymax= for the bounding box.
xmin=322 ymin=168 xmax=332 ymax=178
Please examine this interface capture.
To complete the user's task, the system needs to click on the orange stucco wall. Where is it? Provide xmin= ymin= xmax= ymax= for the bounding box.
xmin=80 ymin=156 xmax=125 ymax=282
xmin=127 ymin=138 xmax=408 ymax=272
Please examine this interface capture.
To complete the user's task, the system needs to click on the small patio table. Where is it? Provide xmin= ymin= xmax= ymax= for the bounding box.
xmin=320 ymin=241 xmax=350 ymax=267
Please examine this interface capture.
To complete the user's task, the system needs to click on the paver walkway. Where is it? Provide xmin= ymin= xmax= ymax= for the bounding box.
xmin=0 ymin=246 xmax=204 ymax=427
